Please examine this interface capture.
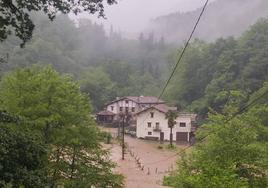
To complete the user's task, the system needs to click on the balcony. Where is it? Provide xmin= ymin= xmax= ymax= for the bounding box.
xmin=153 ymin=127 xmax=161 ymax=132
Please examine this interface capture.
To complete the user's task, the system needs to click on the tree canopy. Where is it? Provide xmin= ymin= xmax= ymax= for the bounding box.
xmin=165 ymin=19 xmax=268 ymax=116
xmin=0 ymin=0 xmax=116 ymax=46
xmin=0 ymin=65 xmax=123 ymax=187
xmin=0 ymin=11 xmax=267 ymax=117
xmin=164 ymin=86 xmax=268 ymax=187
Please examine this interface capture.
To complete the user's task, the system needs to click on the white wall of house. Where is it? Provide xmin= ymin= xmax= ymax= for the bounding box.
xmin=136 ymin=109 xmax=193 ymax=142
xmin=107 ymin=99 xmax=138 ymax=114
xmin=137 ymin=108 xmax=166 ymax=139
xmin=107 ymin=103 xmax=118 ymax=114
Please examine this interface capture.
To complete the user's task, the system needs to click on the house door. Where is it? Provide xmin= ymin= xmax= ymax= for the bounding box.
xmin=160 ymin=132 xmax=164 ymax=142
xmin=176 ymin=132 xmax=188 ymax=142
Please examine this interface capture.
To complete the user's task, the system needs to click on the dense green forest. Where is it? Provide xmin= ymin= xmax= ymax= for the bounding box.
xmin=0 ymin=66 xmax=123 ymax=187
xmin=1 ymin=14 xmax=267 ymax=116
xmin=162 ymin=17 xmax=268 ymax=188
xmin=0 ymin=13 xmax=171 ymax=111
xmin=1 ymin=1 xmax=268 ymax=187
xmin=164 ymin=83 xmax=268 ymax=187
xmin=165 ymin=18 xmax=268 ymax=116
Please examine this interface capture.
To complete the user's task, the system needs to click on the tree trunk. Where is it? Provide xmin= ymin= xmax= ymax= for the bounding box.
xmin=170 ymin=127 xmax=173 ymax=146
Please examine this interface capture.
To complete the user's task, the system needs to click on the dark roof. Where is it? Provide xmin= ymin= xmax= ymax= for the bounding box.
xmin=106 ymin=96 xmax=165 ymax=106
xmin=127 ymin=96 xmax=164 ymax=104
xmin=136 ymin=104 xmax=177 ymax=115
xmin=97 ymin=110 xmax=115 ymax=116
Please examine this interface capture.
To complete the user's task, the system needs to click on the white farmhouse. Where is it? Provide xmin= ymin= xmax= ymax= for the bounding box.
xmin=97 ymin=96 xmax=165 ymax=124
xmin=136 ymin=104 xmax=196 ymax=142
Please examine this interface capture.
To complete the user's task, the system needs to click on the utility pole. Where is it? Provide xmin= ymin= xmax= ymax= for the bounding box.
xmin=122 ymin=114 xmax=125 ymax=160
xmin=120 ymin=111 xmax=131 ymax=160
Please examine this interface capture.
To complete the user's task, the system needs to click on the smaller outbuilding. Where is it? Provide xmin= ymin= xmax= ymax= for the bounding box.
xmin=136 ymin=104 xmax=197 ymax=143
xmin=96 ymin=110 xmax=115 ymax=124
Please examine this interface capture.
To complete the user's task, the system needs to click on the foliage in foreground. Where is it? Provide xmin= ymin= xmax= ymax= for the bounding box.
xmin=0 ymin=123 xmax=48 ymax=188
xmin=0 ymin=65 xmax=123 ymax=187
xmin=164 ymin=87 xmax=268 ymax=188
xmin=0 ymin=0 xmax=116 ymax=46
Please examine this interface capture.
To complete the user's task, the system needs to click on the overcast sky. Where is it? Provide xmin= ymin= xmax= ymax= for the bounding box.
xmin=80 ymin=0 xmax=215 ymax=36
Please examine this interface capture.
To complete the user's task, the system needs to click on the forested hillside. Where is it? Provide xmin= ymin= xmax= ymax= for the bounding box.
xmin=165 ymin=18 xmax=268 ymax=116
xmin=0 ymin=14 xmax=170 ymax=111
xmin=1 ymin=15 xmax=268 ymax=116
xmin=164 ymin=82 xmax=268 ymax=187
xmin=163 ymin=19 xmax=268 ymax=187
xmin=1 ymin=1 xmax=268 ymax=187
xmin=148 ymin=0 xmax=268 ymax=44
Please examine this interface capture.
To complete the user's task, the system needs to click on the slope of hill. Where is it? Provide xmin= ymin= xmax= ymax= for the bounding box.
xmin=147 ymin=0 xmax=268 ymax=44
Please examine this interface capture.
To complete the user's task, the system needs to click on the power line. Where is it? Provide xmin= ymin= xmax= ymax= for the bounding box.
xmin=122 ymin=0 xmax=268 ymax=172
xmin=120 ymin=0 xmax=265 ymax=170
xmin=158 ymin=0 xmax=209 ymax=100
xmin=196 ymin=88 xmax=268 ymax=143
xmin=125 ymin=88 xmax=268 ymax=170
xmin=123 ymin=0 xmax=211 ymax=170
xmin=138 ymin=0 xmax=209 ymax=126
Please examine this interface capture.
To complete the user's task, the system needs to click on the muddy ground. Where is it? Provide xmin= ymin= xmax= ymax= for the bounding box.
xmin=104 ymin=128 xmax=188 ymax=188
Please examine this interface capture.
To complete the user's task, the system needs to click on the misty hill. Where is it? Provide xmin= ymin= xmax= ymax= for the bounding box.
xmin=147 ymin=0 xmax=268 ymax=44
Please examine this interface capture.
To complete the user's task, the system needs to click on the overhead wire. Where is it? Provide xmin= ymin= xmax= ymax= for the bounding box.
xmin=157 ymin=0 xmax=209 ymax=100
xmin=138 ymin=0 xmax=210 ymax=126
xmin=123 ymin=0 xmax=211 ymax=170
xmin=123 ymin=0 xmax=268 ymax=169
xmin=125 ymin=88 xmax=268 ymax=170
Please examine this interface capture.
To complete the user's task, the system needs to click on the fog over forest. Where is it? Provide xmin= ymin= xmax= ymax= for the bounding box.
xmin=1 ymin=0 xmax=268 ymax=187
xmin=80 ymin=0 xmax=216 ymax=38
xmin=148 ymin=0 xmax=268 ymax=43
xmin=80 ymin=0 xmax=268 ymax=43
xmin=1 ymin=0 xmax=268 ymax=112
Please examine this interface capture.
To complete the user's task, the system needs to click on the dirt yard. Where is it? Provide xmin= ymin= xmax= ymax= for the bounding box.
xmin=103 ymin=128 xmax=188 ymax=188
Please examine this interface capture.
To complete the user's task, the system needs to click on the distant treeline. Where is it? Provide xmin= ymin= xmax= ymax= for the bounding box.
xmin=148 ymin=0 xmax=268 ymax=44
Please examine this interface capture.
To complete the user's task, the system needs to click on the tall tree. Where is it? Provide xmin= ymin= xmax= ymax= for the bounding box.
xmin=165 ymin=110 xmax=178 ymax=146
xmin=0 ymin=65 xmax=123 ymax=187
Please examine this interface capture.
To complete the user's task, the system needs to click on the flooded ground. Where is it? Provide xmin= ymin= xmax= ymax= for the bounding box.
xmin=103 ymin=128 xmax=189 ymax=188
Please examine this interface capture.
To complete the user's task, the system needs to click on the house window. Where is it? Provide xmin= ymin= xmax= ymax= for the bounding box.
xmin=147 ymin=122 xmax=152 ymax=128
xmin=148 ymin=132 xmax=152 ymax=135
xmin=125 ymin=100 xmax=129 ymax=104
xmin=180 ymin=122 xmax=186 ymax=127
xmin=111 ymin=106 xmax=114 ymax=111
xmin=132 ymin=107 xmax=135 ymax=112
xmin=120 ymin=107 xmax=123 ymax=112
xmin=155 ymin=122 xmax=160 ymax=129
xmin=150 ymin=112 xmax=154 ymax=118
xmin=126 ymin=107 xmax=129 ymax=112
